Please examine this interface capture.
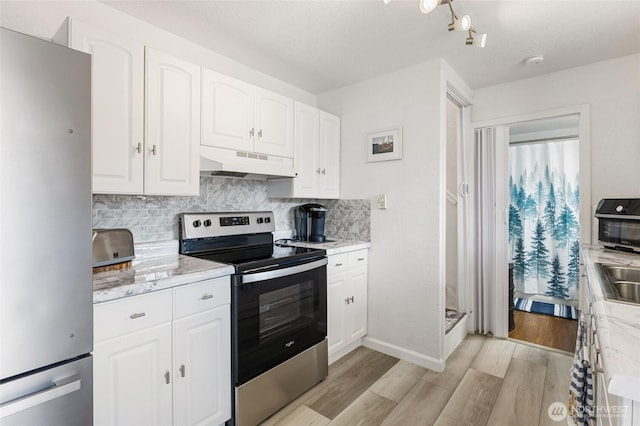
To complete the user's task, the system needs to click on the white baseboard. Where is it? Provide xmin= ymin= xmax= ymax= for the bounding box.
xmin=361 ymin=337 xmax=444 ymax=372
xmin=328 ymin=339 xmax=362 ymax=365
xmin=444 ymin=315 xmax=470 ymax=359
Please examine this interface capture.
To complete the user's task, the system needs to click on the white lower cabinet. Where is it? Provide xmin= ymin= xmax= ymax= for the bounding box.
xmin=327 ymin=249 xmax=368 ymax=364
xmin=93 ymin=278 xmax=231 ymax=426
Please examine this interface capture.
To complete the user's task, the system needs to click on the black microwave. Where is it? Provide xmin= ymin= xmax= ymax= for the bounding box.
xmin=595 ymin=199 xmax=640 ymax=253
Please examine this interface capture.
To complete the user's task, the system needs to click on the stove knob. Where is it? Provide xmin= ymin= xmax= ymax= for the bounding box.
xmin=616 ymin=205 xmax=625 ymax=213
xmin=257 ymin=217 xmax=264 ymax=224
xmin=193 ymin=220 xmax=201 ymax=228
xmin=265 ymin=217 xmax=271 ymax=223
xmin=203 ymin=219 xmax=212 ymax=227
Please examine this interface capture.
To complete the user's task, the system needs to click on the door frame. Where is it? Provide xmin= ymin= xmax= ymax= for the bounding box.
xmin=471 ymin=104 xmax=591 ymax=337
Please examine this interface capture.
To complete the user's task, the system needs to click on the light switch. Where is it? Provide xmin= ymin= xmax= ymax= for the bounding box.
xmin=377 ymin=193 xmax=387 ymax=209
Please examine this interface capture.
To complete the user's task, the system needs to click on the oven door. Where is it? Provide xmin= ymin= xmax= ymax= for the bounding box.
xmin=233 ymin=258 xmax=327 ymax=385
xmin=598 ymin=217 xmax=640 ymax=252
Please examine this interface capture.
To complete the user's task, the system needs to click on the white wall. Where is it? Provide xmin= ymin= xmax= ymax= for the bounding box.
xmin=318 ymin=59 xmax=445 ymax=368
xmin=472 ymin=54 xmax=640 ymax=212
xmin=0 ymin=0 xmax=316 ymax=105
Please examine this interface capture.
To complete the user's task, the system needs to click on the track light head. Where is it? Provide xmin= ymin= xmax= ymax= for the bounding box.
xmin=466 ymin=29 xmax=487 ymax=48
xmin=448 ymin=14 xmax=471 ymax=31
xmin=419 ymin=0 xmax=448 ymax=14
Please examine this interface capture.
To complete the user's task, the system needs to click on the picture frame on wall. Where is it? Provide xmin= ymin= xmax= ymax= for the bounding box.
xmin=365 ymin=126 xmax=403 ymax=162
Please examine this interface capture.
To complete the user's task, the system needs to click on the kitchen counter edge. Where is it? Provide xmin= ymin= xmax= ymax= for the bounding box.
xmin=93 ymin=253 xmax=235 ymax=304
xmin=582 ymin=245 xmax=640 ymax=402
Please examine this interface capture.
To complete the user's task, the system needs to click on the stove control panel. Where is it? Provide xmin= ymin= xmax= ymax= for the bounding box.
xmin=180 ymin=211 xmax=275 ymax=239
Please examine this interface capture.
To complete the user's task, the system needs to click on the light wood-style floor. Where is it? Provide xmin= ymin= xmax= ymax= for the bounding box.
xmin=509 ymin=310 xmax=578 ymax=353
xmin=261 ymin=334 xmax=573 ymax=426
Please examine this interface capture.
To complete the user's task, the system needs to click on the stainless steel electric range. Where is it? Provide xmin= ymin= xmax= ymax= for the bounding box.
xmin=178 ymin=211 xmax=328 ymax=426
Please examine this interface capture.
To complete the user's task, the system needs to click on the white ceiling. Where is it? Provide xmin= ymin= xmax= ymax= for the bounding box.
xmin=102 ymin=0 xmax=640 ymax=95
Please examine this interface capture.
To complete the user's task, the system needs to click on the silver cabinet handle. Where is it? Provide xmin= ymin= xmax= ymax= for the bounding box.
xmin=164 ymin=371 xmax=170 ymax=384
xmin=136 ymin=142 xmax=142 ymax=153
xmin=0 ymin=375 xmax=81 ymax=418
xmin=179 ymin=365 xmax=186 ymax=378
xmin=317 ymin=168 xmax=321 ymax=174
xmin=349 ymin=296 xmax=354 ymax=303
xmin=249 ymin=128 xmax=254 ymax=138
xmin=151 ymin=144 xmax=157 ymax=156
xmin=129 ymin=312 xmax=146 ymax=319
xmin=357 ymin=258 xmax=365 ymax=261
xmin=258 ymin=129 xmax=263 ymax=139
xmin=345 ymin=298 xmax=350 ymax=305
xmin=201 ymin=294 xmax=213 ymax=300
xmin=335 ymin=263 xmax=343 ymax=267
xmin=321 ymin=168 xmax=326 ymax=175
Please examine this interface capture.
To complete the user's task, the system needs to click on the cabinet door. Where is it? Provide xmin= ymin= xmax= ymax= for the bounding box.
xmin=347 ymin=266 xmax=368 ymax=341
xmin=145 ymin=48 xmax=200 ymax=196
xmin=173 ymin=305 xmax=231 ymax=426
xmin=318 ymin=111 xmax=340 ymax=199
xmin=254 ymin=88 xmax=294 ymax=158
xmin=292 ymin=102 xmax=320 ymax=197
xmin=69 ymin=21 xmax=144 ymax=194
xmin=94 ymin=323 xmax=172 ymax=426
xmin=327 ymin=272 xmax=347 ymax=356
xmin=202 ymin=69 xmax=255 ymax=153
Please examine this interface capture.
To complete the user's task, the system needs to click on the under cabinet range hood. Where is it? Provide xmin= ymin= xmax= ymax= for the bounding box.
xmin=200 ymin=145 xmax=295 ymax=180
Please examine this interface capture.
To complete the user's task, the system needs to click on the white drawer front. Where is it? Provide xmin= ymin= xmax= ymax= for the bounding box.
xmin=348 ymin=250 xmax=368 ymax=268
xmin=328 ymin=253 xmax=348 ymax=275
xmin=94 ymin=290 xmax=173 ymax=342
xmin=174 ymin=277 xmax=231 ymax=318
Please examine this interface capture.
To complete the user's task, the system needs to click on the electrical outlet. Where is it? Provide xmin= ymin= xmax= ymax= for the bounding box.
xmin=377 ymin=193 xmax=387 ymax=209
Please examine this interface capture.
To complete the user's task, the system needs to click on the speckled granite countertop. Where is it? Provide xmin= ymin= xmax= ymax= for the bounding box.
xmin=276 ymin=239 xmax=371 ymax=255
xmin=93 ymin=241 xmax=234 ymax=304
xmin=582 ymin=245 xmax=640 ymax=401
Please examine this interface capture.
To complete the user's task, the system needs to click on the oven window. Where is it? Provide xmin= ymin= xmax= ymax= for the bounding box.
xmin=601 ymin=220 xmax=640 ymax=246
xmin=259 ymin=280 xmax=314 ymax=339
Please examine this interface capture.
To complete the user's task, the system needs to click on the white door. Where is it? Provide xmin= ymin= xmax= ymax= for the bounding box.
xmin=292 ymin=102 xmax=319 ymax=197
xmin=318 ymin=111 xmax=341 ymax=198
xmin=201 ymin=69 xmax=255 ymax=153
xmin=254 ymin=88 xmax=294 ymax=158
xmin=173 ymin=306 xmax=231 ymax=426
xmin=69 ymin=21 xmax=144 ymax=194
xmin=145 ymin=48 xmax=200 ymax=196
xmin=93 ymin=323 xmax=172 ymax=426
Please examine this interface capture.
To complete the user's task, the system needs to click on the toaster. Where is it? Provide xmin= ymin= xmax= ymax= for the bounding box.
xmin=92 ymin=228 xmax=135 ymax=267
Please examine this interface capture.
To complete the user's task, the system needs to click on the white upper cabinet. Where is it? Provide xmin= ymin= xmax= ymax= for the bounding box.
xmin=145 ymin=48 xmax=200 ymax=196
xmin=56 ymin=20 xmax=200 ymax=196
xmin=291 ymin=102 xmax=320 ymax=197
xmin=254 ymin=88 xmax=294 ymax=157
xmin=201 ymin=69 xmax=255 ymax=153
xmin=63 ymin=20 xmax=145 ymax=194
xmin=268 ymin=102 xmax=340 ymax=199
xmin=318 ymin=111 xmax=341 ymax=198
xmin=201 ymin=69 xmax=293 ymax=158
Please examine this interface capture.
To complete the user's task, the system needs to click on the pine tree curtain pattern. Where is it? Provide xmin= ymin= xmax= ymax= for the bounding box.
xmin=509 ymin=139 xmax=580 ymax=303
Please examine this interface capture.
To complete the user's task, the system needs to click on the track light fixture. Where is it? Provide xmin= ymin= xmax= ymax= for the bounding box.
xmin=446 ymin=0 xmax=470 ymax=32
xmin=466 ymin=27 xmax=487 ymax=48
xmin=386 ymin=0 xmax=487 ymax=48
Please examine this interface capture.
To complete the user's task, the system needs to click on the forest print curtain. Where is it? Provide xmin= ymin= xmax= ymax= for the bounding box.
xmin=509 ymin=139 xmax=580 ymax=303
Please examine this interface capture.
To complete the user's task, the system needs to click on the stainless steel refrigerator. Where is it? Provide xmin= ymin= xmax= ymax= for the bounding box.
xmin=0 ymin=27 xmax=93 ymax=425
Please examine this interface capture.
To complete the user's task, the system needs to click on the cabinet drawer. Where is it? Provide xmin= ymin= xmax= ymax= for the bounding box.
xmin=348 ymin=250 xmax=368 ymax=268
xmin=328 ymin=253 xmax=348 ymax=275
xmin=94 ymin=290 xmax=172 ymax=342
xmin=174 ymin=277 xmax=231 ymax=318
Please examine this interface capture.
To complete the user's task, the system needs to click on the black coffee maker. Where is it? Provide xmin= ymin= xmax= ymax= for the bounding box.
xmin=295 ymin=203 xmax=327 ymax=242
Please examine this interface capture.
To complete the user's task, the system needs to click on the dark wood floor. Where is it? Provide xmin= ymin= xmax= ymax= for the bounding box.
xmin=261 ymin=335 xmax=573 ymax=426
xmin=508 ymin=310 xmax=578 ymax=353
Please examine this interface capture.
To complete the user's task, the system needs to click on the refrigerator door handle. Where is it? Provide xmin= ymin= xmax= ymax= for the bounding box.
xmin=0 ymin=374 xmax=81 ymax=418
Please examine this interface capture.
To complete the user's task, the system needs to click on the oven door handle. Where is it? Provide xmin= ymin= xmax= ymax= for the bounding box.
xmin=242 ymin=258 xmax=327 ymax=283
